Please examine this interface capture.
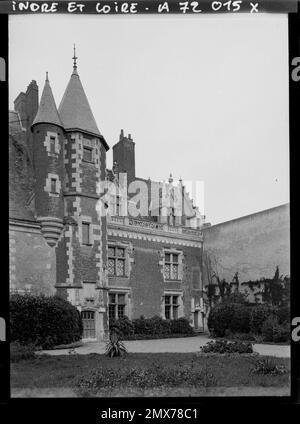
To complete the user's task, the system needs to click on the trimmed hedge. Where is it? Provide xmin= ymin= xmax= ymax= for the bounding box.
xmin=10 ymin=294 xmax=83 ymax=349
xmin=110 ymin=316 xmax=194 ymax=339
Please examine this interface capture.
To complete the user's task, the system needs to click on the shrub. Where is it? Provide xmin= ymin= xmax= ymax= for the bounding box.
xmin=105 ymin=332 xmax=127 ymax=358
xmin=276 ymin=305 xmax=290 ymax=325
xmin=208 ymin=303 xmax=235 ymax=337
xmin=133 ymin=316 xmax=169 ymax=336
xmin=10 ymin=293 xmax=82 ymax=349
xmin=200 ymin=339 xmax=253 ymax=354
xmin=261 ymin=316 xmax=290 ymax=343
xmin=250 ymin=304 xmax=273 ymax=334
xmin=229 ymin=304 xmax=251 ymax=334
xmin=169 ymin=318 xmax=194 ymax=335
xmin=10 ymin=341 xmax=36 ymax=362
xmin=133 ymin=316 xmax=153 ymax=335
xmin=109 ymin=316 xmax=134 ymax=337
xmin=250 ymin=358 xmax=288 ymax=375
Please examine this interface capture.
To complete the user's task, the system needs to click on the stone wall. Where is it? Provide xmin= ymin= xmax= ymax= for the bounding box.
xmin=202 ymin=204 xmax=290 ymax=289
xmin=9 ymin=222 xmax=56 ymax=296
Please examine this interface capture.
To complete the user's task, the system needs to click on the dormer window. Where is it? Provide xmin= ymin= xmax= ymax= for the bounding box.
xmin=83 ymin=146 xmax=93 ymax=163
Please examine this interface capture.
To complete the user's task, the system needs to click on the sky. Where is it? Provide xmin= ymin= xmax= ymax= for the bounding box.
xmin=9 ymin=13 xmax=289 ymax=225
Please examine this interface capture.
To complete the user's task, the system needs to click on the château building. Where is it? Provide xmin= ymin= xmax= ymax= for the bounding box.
xmin=9 ymin=56 xmax=206 ymax=340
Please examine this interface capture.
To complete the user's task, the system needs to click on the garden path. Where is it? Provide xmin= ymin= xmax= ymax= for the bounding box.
xmin=41 ymin=335 xmax=290 ymax=358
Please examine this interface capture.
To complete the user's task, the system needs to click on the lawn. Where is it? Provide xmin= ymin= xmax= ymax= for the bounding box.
xmin=11 ymin=352 xmax=290 ymax=397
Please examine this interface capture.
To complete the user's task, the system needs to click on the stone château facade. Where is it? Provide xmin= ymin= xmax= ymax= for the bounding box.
xmin=9 ymin=58 xmax=206 ymax=340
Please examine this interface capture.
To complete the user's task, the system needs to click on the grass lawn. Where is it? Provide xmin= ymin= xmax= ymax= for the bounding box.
xmin=11 ymin=352 xmax=290 ymax=396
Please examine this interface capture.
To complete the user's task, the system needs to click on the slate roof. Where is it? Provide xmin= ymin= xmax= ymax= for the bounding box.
xmin=32 ymin=76 xmax=63 ymax=129
xmin=58 ymin=68 xmax=102 ymax=138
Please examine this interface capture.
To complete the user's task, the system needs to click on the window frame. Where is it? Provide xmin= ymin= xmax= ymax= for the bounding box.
xmin=82 ymin=145 xmax=93 ymax=163
xmin=108 ymin=292 xmax=126 ymax=321
xmin=108 ymin=246 xmax=126 ymax=277
xmin=164 ymin=252 xmax=180 ymax=281
xmin=82 ymin=222 xmax=91 ymax=246
xmin=164 ymin=294 xmax=180 ymax=320
xmin=50 ymin=177 xmax=57 ymax=194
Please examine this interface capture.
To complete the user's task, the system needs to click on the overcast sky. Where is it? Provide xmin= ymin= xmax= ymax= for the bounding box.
xmin=9 ymin=14 xmax=289 ymax=225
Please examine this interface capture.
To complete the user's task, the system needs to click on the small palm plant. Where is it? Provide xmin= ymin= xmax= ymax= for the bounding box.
xmin=105 ymin=330 xmax=127 ymax=358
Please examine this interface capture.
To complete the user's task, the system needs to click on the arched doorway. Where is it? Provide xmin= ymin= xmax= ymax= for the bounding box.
xmin=81 ymin=310 xmax=96 ymax=339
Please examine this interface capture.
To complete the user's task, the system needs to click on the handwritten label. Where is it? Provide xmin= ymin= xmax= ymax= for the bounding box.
xmin=7 ymin=1 xmax=292 ymax=15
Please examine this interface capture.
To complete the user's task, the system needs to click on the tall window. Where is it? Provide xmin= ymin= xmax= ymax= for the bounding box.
xmin=108 ymin=246 xmax=126 ymax=276
xmin=164 ymin=295 xmax=179 ymax=320
xmin=164 ymin=252 xmax=179 ymax=280
xmin=50 ymin=136 xmax=56 ymax=154
xmin=50 ymin=178 xmax=57 ymax=193
xmin=109 ymin=293 xmax=126 ymax=321
xmin=82 ymin=222 xmax=90 ymax=245
xmin=83 ymin=146 xmax=93 ymax=162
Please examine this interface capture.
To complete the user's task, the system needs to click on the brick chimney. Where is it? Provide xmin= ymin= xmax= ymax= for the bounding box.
xmin=112 ymin=129 xmax=136 ymax=183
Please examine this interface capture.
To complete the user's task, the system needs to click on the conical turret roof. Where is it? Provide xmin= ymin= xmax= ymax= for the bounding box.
xmin=32 ymin=73 xmax=64 ymax=130
xmin=58 ymin=66 xmax=102 ymax=138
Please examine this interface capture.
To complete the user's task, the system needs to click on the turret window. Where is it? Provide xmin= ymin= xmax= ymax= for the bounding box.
xmin=44 ymin=132 xmax=60 ymax=156
xmin=82 ymin=222 xmax=91 ymax=245
xmin=83 ymin=146 xmax=93 ymax=163
xmin=50 ymin=136 xmax=56 ymax=154
xmin=50 ymin=178 xmax=57 ymax=193
xmin=44 ymin=173 xmax=61 ymax=196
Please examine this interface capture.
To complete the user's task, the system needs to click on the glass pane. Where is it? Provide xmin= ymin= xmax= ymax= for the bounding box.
xmin=165 ymin=305 xmax=171 ymax=319
xmin=108 ymin=247 xmax=115 ymax=257
xmin=51 ymin=179 xmax=56 ymax=193
xmin=50 ymin=137 xmax=55 ymax=153
xmin=172 ymin=254 xmax=179 ymax=263
xmin=173 ymin=306 xmax=178 ymax=320
xmin=118 ymin=294 xmax=125 ymax=304
xmin=164 ymin=264 xmax=170 ymax=279
xmin=118 ymin=305 xmax=125 ymax=319
xmin=109 ymin=293 xmax=116 ymax=304
xmin=108 ymin=259 xmax=115 ymax=276
xmin=172 ymin=296 xmax=178 ymax=305
xmin=83 ymin=147 xmax=92 ymax=162
xmin=116 ymin=248 xmax=125 ymax=257
xmin=165 ymin=253 xmax=171 ymax=262
xmin=116 ymin=259 xmax=125 ymax=276
xmin=82 ymin=223 xmax=90 ymax=244
xmin=109 ymin=305 xmax=115 ymax=320
xmin=164 ymin=295 xmax=171 ymax=305
xmin=172 ymin=264 xmax=178 ymax=280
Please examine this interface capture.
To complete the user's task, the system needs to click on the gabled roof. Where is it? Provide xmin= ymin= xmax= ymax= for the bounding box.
xmin=31 ymin=74 xmax=63 ymax=130
xmin=58 ymin=67 xmax=106 ymax=142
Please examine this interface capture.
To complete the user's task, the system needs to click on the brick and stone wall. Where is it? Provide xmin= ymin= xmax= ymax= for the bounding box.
xmin=107 ymin=233 xmax=202 ymax=323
